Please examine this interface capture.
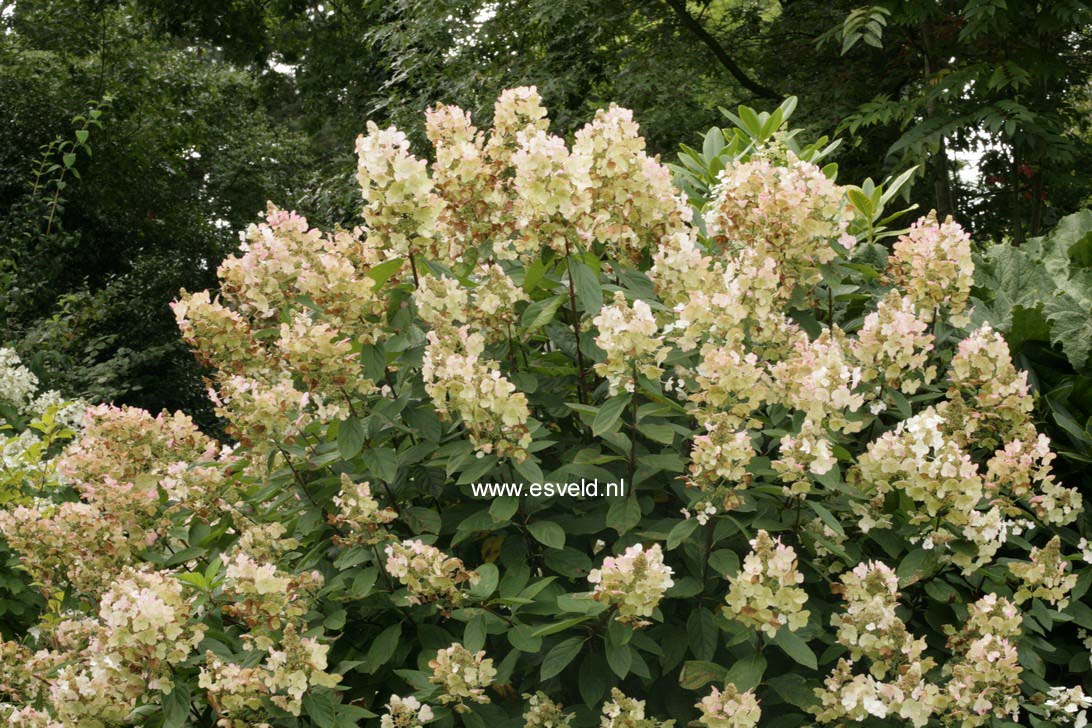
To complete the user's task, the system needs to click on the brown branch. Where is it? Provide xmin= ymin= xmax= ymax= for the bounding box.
xmin=659 ymin=0 xmax=780 ymax=99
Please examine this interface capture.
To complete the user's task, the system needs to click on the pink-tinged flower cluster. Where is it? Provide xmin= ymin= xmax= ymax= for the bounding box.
xmin=724 ymin=530 xmax=809 ymax=636
xmin=414 ymin=263 xmax=527 ymax=342
xmin=356 ymin=121 xmax=445 ymax=260
xmin=944 ymin=323 xmax=1034 ymax=447
xmin=856 ymin=406 xmax=984 ymax=539
xmin=886 ymin=211 xmax=974 ymax=324
xmin=706 ymin=151 xmax=855 ymax=292
xmin=384 ymin=539 xmax=478 ymax=607
xmin=601 ymin=688 xmax=676 ymax=727
xmin=852 ymin=290 xmax=937 ymax=393
xmin=428 ymin=643 xmax=496 ymax=712
xmin=588 ymin=542 xmax=674 ymax=625
xmin=695 ymin=683 xmax=761 ymax=727
xmin=831 ymin=562 xmax=927 ymax=678
xmin=572 ymin=104 xmax=690 ymax=265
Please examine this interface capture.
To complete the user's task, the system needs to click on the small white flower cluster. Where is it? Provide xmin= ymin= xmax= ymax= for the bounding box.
xmin=381 ymin=694 xmax=434 ymax=728
xmin=1043 ymin=686 xmax=1092 ymax=727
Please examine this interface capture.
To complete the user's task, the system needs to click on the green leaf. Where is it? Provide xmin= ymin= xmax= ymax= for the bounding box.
xmin=489 ymin=496 xmax=519 ymax=523
xmin=687 ymin=608 xmax=719 ymax=661
xmin=772 ymin=628 xmax=817 ymax=670
xmin=303 ymin=690 xmax=339 ymax=727
xmin=366 ymin=257 xmax=404 ymax=288
xmin=509 ymin=624 xmax=543 ymax=652
xmin=897 ymin=548 xmax=937 ymax=588
xmin=528 ymin=521 xmax=566 ymax=550
xmin=679 ymin=660 xmax=728 ymax=690
xmin=606 ymin=642 xmax=632 ymax=678
xmin=570 ymin=259 xmax=602 ymax=315
xmin=606 ymin=498 xmax=641 ymax=535
xmin=75 ymin=129 xmax=90 ymax=144
xmin=593 ymin=393 xmax=632 ymax=436
xmin=362 ymin=623 xmax=402 ymax=673
xmin=541 ymin=637 xmax=584 ymax=680
xmin=724 ymin=653 xmax=766 ymax=692
xmin=579 ymin=651 xmax=609 ymax=707
xmin=161 ymin=682 xmax=191 ymax=728
xmin=337 ymin=417 xmax=366 ymax=459
xmin=667 ymin=519 xmax=700 ymax=550
xmin=522 ymin=295 xmax=565 ymax=331
xmin=469 ymin=563 xmax=500 ymax=599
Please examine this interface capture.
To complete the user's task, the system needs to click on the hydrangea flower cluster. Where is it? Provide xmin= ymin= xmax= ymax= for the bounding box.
xmin=601 ymin=688 xmax=676 ymax=728
xmin=198 ymin=624 xmax=341 ymax=723
xmin=1009 ymin=535 xmax=1078 ymax=607
xmin=886 ymin=211 xmax=974 ymax=324
xmin=588 ymin=542 xmax=675 ymax=625
xmin=686 ymin=413 xmax=755 ymax=509
xmin=830 ymin=561 xmax=926 ymax=678
xmin=0 ymin=89 xmax=1085 ymax=727
xmin=695 ymin=684 xmax=761 ymax=727
xmin=523 ymin=691 xmax=573 ymax=727
xmin=705 ymin=150 xmax=855 ymax=291
xmin=381 ymin=694 xmax=435 ymax=728
xmin=592 ymin=292 xmax=669 ymax=394
xmin=428 ymin=643 xmax=496 ymax=712
xmin=384 ymin=539 xmax=478 ymax=607
xmin=421 ymin=327 xmax=532 ymax=461
xmin=724 ymin=530 xmax=809 ymax=636
xmin=330 ymin=474 xmax=397 ymax=545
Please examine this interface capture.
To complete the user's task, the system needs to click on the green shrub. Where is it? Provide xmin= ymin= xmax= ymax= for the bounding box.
xmin=0 ymin=90 xmax=1089 ymax=728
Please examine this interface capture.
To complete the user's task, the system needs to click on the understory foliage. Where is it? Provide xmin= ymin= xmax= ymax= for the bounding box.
xmin=1 ymin=90 xmax=1090 ymax=728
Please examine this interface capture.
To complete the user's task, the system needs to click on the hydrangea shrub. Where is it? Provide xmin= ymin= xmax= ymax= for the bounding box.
xmin=1 ymin=90 xmax=1090 ymax=727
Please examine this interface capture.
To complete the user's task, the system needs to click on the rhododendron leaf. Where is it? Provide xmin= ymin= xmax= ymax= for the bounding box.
xmin=540 ymin=637 xmax=583 ymax=679
xmin=772 ymin=627 xmax=817 ymax=670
